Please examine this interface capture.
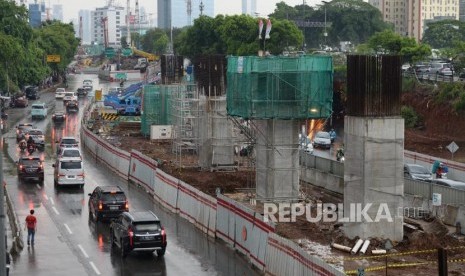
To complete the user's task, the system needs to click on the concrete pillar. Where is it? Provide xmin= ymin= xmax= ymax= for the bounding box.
xmin=343 ymin=116 xmax=404 ymax=241
xmin=256 ymin=119 xmax=300 ymax=201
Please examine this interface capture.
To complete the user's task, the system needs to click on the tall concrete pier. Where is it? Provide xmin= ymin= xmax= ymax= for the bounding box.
xmin=343 ymin=55 xmax=404 ymax=241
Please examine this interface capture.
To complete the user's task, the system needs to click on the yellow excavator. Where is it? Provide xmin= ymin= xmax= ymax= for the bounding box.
xmin=131 ymin=47 xmax=159 ymax=62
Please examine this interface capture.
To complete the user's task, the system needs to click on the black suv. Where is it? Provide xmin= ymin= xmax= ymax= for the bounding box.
xmin=25 ymin=86 xmax=39 ymax=100
xmin=66 ymin=100 xmax=79 ymax=113
xmin=110 ymin=211 xmax=167 ymax=258
xmin=17 ymin=156 xmax=44 ymax=182
xmin=88 ymin=186 xmax=128 ymax=222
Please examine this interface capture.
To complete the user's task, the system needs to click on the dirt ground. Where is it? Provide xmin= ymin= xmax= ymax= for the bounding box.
xmin=95 ymin=91 xmax=465 ymax=274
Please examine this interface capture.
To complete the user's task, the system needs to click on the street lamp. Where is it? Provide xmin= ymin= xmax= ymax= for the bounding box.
xmin=322 ymin=1 xmax=329 ymax=47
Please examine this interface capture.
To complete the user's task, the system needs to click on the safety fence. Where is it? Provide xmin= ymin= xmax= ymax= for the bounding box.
xmin=217 ymin=194 xmax=274 ymax=270
xmin=266 ymin=233 xmax=344 ymax=276
xmin=81 ymin=105 xmax=344 ymax=274
xmin=5 ymin=182 xmax=23 ymax=254
xmin=404 ymin=150 xmax=465 ymax=182
xmin=80 ymin=126 xmax=131 ymax=180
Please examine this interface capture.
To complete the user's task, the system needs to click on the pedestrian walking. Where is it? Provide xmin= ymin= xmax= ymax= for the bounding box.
xmin=25 ymin=209 xmax=37 ymax=246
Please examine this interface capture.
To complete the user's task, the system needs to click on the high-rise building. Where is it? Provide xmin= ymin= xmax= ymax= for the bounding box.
xmin=460 ymin=0 xmax=465 ymax=21
xmin=91 ymin=5 xmax=127 ymax=48
xmin=28 ymin=2 xmax=46 ymax=28
xmin=157 ymin=0 xmax=214 ymax=29
xmin=369 ymin=0 xmax=459 ymax=42
xmin=242 ymin=0 xmax=257 ymax=16
xmin=79 ymin=10 xmax=92 ymax=45
xmin=53 ymin=4 xmax=63 ymax=21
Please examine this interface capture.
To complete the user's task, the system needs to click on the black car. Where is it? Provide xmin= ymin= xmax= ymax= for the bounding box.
xmin=16 ymin=156 xmax=44 ymax=182
xmin=77 ymin=87 xmax=88 ymax=97
xmin=66 ymin=100 xmax=79 ymax=113
xmin=110 ymin=211 xmax=167 ymax=258
xmin=52 ymin=111 xmax=66 ymax=123
xmin=88 ymin=186 xmax=128 ymax=222
xmin=25 ymin=86 xmax=39 ymax=100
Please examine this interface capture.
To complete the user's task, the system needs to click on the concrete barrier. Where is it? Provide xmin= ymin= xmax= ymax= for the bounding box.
xmin=129 ymin=149 xmax=158 ymax=193
xmin=300 ymin=167 xmax=344 ymax=194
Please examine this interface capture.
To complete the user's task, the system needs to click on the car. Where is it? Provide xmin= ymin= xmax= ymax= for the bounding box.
xmin=56 ymin=136 xmax=79 ymax=152
xmin=313 ymin=131 xmax=332 ymax=149
xmin=66 ymin=100 xmax=79 ymax=113
xmin=438 ymin=67 xmax=454 ymax=76
xmin=25 ymin=86 xmax=40 ymax=100
xmin=52 ymin=111 xmax=66 ymax=123
xmin=57 ymin=147 xmax=82 ymax=159
xmin=55 ymin=88 xmax=66 ymax=99
xmin=52 ymin=157 xmax=85 ymax=188
xmin=27 ymin=129 xmax=45 ymax=149
xmin=83 ymin=80 xmax=93 ymax=89
xmin=16 ymin=156 xmax=44 ymax=182
xmin=16 ymin=123 xmax=34 ymax=142
xmin=429 ymin=62 xmax=452 ymax=75
xmin=404 ymin=164 xmax=432 ymax=182
xmin=83 ymin=85 xmax=93 ymax=92
xmin=432 ymin=179 xmax=465 ymax=191
xmin=401 ymin=63 xmax=411 ymax=72
xmin=63 ymin=92 xmax=77 ymax=104
xmin=412 ymin=64 xmax=430 ymax=75
xmin=110 ymin=211 xmax=167 ymax=258
xmin=31 ymin=102 xmax=48 ymax=120
xmin=304 ymin=143 xmax=314 ymax=154
xmin=10 ymin=95 xmax=28 ymax=108
xmin=77 ymin=87 xmax=88 ymax=97
xmin=88 ymin=186 xmax=129 ymax=222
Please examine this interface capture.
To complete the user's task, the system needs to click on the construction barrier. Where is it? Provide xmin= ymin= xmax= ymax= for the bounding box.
xmin=100 ymin=113 xmax=120 ymax=121
xmin=80 ymin=127 xmax=131 ymax=179
xmin=217 ymin=194 xmax=274 ymax=270
xmin=154 ymin=169 xmax=180 ymax=213
xmin=129 ymin=150 xmax=158 ymax=193
xmin=266 ymin=233 xmax=345 ymax=276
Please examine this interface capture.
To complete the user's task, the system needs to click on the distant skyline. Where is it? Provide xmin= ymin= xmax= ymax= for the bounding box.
xmin=44 ymin=0 xmax=323 ymax=23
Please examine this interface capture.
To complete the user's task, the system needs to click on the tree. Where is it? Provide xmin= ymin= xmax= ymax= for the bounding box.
xmin=269 ymin=0 xmax=391 ymax=49
xmin=142 ymin=28 xmax=169 ymax=55
xmin=422 ymin=20 xmax=465 ymax=49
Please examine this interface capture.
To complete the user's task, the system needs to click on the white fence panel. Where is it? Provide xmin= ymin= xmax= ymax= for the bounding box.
xmin=216 ymin=196 xmax=233 ymax=246
xmin=129 ymin=150 xmax=157 ymax=193
xmin=266 ymin=233 xmax=345 ymax=276
xmin=81 ymin=127 xmax=131 ymax=179
xmin=178 ymin=181 xmax=198 ymax=224
xmin=154 ymin=170 xmax=179 ymax=213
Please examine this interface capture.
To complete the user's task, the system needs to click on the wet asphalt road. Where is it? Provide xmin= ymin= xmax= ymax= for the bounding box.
xmin=3 ymin=74 xmax=261 ymax=276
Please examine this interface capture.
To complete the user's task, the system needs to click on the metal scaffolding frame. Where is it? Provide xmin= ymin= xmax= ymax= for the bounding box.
xmin=171 ymin=83 xmax=202 ymax=168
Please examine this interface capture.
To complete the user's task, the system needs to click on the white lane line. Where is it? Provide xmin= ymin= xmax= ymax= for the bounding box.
xmin=89 ymin=261 xmax=101 ymax=275
xmin=43 ymin=194 xmax=49 ymax=201
xmin=64 ymin=223 xmax=73 ymax=234
xmin=52 ymin=206 xmax=59 ymax=215
xmin=50 ymin=198 xmax=55 ymax=205
xmin=78 ymin=244 xmax=89 ymax=258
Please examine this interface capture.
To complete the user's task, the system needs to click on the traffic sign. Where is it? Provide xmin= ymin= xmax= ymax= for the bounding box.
xmin=46 ymin=55 xmax=61 ymax=63
xmin=105 ymin=47 xmax=115 ymax=58
xmin=447 ymin=141 xmax=459 ymax=154
xmin=432 ymin=193 xmax=442 ymax=206
xmin=115 ymin=73 xmax=127 ymax=80
xmin=122 ymin=48 xmax=132 ymax=57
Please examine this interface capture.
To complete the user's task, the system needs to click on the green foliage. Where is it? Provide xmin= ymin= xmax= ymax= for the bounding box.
xmin=142 ymin=28 xmax=169 ymax=55
xmin=269 ymin=0 xmax=391 ymax=49
xmin=401 ymin=106 xmax=419 ymax=128
xmin=435 ymin=82 xmax=465 ymax=112
xmin=422 ymin=20 xmax=465 ymax=49
xmin=174 ymin=14 xmax=302 ymax=56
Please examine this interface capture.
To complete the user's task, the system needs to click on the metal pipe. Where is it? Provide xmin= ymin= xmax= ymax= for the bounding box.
xmin=331 ymin=243 xmax=352 ymax=253
xmin=350 ymin=239 xmax=364 ymax=255
xmin=372 ymin=249 xmax=387 ymax=255
xmin=359 ymin=239 xmax=370 ymax=255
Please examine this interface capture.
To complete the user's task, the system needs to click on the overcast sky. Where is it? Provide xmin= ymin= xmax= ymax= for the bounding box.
xmin=55 ymin=0 xmax=323 ymax=23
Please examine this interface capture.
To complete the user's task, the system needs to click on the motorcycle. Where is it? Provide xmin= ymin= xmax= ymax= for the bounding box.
xmin=27 ymin=144 xmax=35 ymax=154
xmin=1 ymin=112 xmax=7 ymax=120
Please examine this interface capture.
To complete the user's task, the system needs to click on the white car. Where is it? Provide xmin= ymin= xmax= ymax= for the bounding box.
xmin=55 ymin=88 xmax=66 ymax=99
xmin=304 ymin=143 xmax=314 ymax=154
xmin=57 ymin=148 xmax=82 ymax=160
xmin=53 ymin=157 xmax=85 ymax=188
xmin=56 ymin=136 xmax=79 ymax=152
xmin=313 ymin=131 xmax=332 ymax=149
xmin=83 ymin=80 xmax=93 ymax=89
xmin=63 ymin=92 xmax=77 ymax=103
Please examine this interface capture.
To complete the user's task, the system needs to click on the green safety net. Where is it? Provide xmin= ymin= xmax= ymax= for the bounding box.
xmin=226 ymin=56 xmax=333 ymax=119
xmin=141 ymin=85 xmax=172 ymax=136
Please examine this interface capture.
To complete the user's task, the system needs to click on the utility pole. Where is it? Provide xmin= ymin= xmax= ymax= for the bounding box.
xmin=0 ymin=96 xmax=6 ymax=276
xmin=199 ymin=0 xmax=204 ymax=16
xmin=126 ymin=0 xmax=131 ymax=46
xmin=187 ymin=0 xmax=192 ymax=26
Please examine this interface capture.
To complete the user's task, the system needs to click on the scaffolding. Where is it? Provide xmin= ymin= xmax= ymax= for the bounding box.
xmin=227 ymin=55 xmax=333 ymax=120
xmin=171 ymin=83 xmax=202 ymax=168
xmin=141 ymin=85 xmax=173 ymax=136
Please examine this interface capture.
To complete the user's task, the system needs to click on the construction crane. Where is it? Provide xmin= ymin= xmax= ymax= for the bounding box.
xmin=126 ymin=0 xmax=131 ymax=46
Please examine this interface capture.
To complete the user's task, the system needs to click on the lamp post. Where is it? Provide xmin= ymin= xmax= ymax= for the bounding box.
xmin=322 ymin=1 xmax=328 ymax=47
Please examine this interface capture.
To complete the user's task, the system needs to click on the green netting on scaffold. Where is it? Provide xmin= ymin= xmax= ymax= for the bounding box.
xmin=226 ymin=55 xmax=333 ymax=119
xmin=141 ymin=85 xmax=172 ymax=136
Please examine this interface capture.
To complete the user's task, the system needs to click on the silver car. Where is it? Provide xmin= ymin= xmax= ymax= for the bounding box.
xmin=404 ymin=164 xmax=432 ymax=182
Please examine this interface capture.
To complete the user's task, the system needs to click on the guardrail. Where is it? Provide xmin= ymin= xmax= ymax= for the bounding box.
xmin=5 ymin=185 xmax=23 ymax=253
xmin=404 ymin=178 xmax=465 ymax=205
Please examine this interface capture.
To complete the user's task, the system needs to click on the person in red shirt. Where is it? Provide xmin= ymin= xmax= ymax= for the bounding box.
xmin=25 ymin=209 xmax=37 ymax=246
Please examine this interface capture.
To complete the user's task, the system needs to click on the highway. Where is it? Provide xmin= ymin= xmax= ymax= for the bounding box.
xmin=3 ymin=74 xmax=260 ymax=275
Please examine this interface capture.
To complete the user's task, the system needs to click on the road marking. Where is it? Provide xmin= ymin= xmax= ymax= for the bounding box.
xmin=52 ymin=206 xmax=59 ymax=215
xmin=64 ymin=223 xmax=73 ymax=234
xmin=50 ymin=198 xmax=55 ymax=205
xmin=78 ymin=244 xmax=89 ymax=258
xmin=89 ymin=261 xmax=101 ymax=275
xmin=43 ymin=194 xmax=48 ymax=201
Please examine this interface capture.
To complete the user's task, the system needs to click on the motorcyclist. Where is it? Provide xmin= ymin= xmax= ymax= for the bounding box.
xmin=27 ymin=136 xmax=35 ymax=149
xmin=18 ymin=137 xmax=27 ymax=150
xmin=435 ymin=162 xmax=448 ymax=179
